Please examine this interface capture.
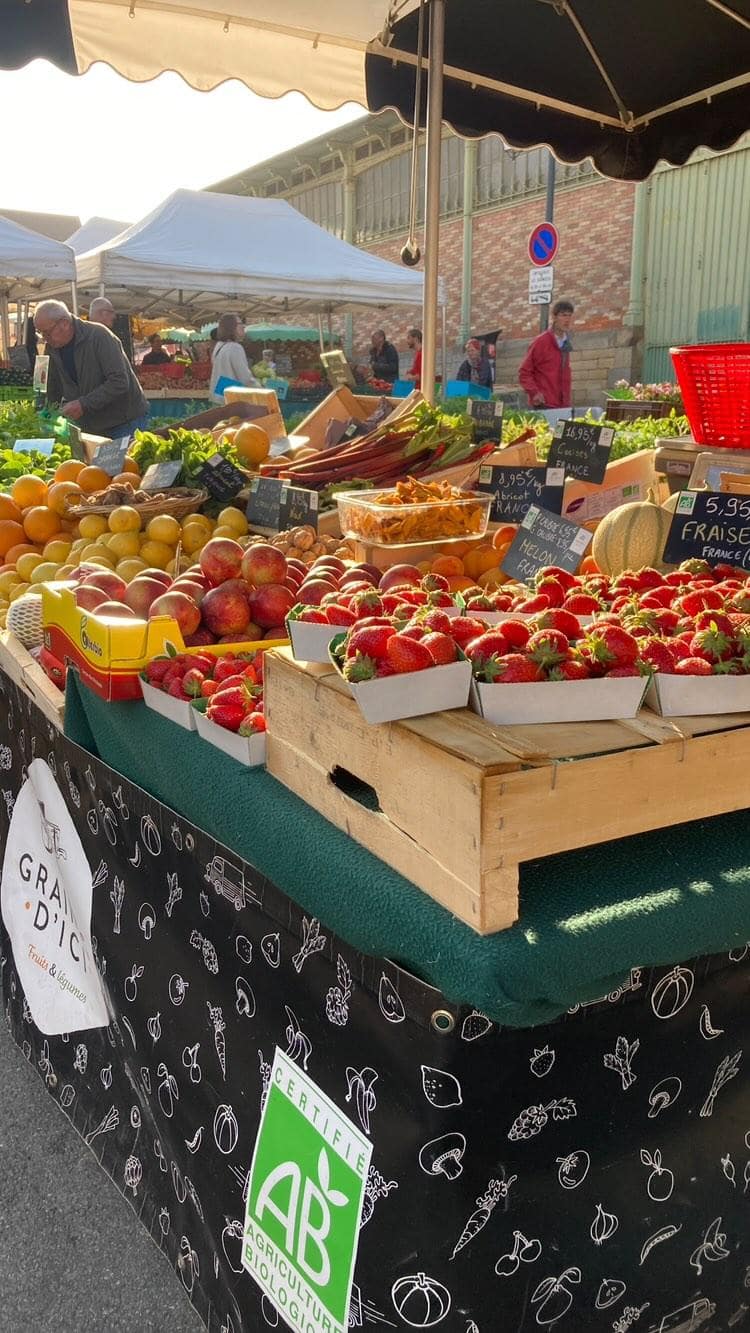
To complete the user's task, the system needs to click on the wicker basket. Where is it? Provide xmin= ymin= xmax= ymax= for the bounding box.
xmin=67 ymin=487 xmax=208 ymax=521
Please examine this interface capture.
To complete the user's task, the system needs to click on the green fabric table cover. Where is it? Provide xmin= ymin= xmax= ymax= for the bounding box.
xmin=65 ymin=675 xmax=750 ymax=1029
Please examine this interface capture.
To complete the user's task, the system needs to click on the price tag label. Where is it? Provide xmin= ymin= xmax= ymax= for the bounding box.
xmin=501 ymin=504 xmax=592 ymax=583
xmin=548 ymin=420 xmax=615 ymax=485
xmin=246 ymin=477 xmax=318 ymax=533
xmin=662 ymin=489 xmax=750 ymax=571
xmin=13 ymin=438 xmax=54 ymax=456
xmin=468 ymin=398 xmax=503 ymax=443
xmin=195 ymin=453 xmax=247 ymax=502
xmin=477 ymin=463 xmax=564 ymax=523
xmin=141 ymin=460 xmax=184 ymax=492
xmin=93 ymin=437 xmax=131 ymax=477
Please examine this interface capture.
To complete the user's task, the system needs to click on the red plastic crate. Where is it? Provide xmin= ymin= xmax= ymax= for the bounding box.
xmin=671 ymin=342 xmax=750 ymax=448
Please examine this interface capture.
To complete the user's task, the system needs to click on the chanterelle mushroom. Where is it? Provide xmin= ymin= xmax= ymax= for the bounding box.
xmin=419 ymin=1132 xmax=466 ymax=1180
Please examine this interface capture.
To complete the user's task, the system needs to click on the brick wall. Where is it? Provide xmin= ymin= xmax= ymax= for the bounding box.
xmin=344 ymin=176 xmax=637 ymax=402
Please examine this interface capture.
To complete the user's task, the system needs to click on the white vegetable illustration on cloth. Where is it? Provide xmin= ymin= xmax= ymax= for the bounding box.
xmin=450 ymin=1173 xmax=516 ymax=1261
xmin=603 ymin=1036 xmax=639 ymax=1090
xmin=418 ymin=1133 xmax=466 ymax=1181
xmin=421 ymin=1066 xmax=463 ymax=1109
xmin=640 ymin=1148 xmax=674 ymax=1201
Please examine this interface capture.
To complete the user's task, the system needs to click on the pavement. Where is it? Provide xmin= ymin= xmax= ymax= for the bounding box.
xmin=0 ymin=1018 xmax=204 ymax=1333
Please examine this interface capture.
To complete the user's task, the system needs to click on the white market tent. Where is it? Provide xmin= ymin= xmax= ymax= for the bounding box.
xmin=66 ymin=217 xmax=128 ymax=254
xmin=0 ymin=213 xmax=77 ymax=356
xmin=75 ymin=188 xmax=439 ymax=320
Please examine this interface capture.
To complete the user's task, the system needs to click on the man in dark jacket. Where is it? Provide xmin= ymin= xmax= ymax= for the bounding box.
xmin=34 ymin=299 xmax=148 ymax=438
xmin=518 ymin=299 xmax=574 ymax=408
xmin=369 ymin=329 xmax=399 ymax=382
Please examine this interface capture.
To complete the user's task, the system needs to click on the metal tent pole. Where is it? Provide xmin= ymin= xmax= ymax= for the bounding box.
xmin=420 ymin=0 xmax=445 ymax=405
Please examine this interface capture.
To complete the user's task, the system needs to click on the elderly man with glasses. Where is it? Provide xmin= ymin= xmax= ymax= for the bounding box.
xmin=34 ymin=299 xmax=148 ymax=439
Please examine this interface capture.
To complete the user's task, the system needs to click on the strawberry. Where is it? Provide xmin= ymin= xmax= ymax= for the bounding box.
xmin=342 ymin=652 xmax=377 ymax=682
xmin=240 ymin=665 xmax=258 ymax=683
xmin=639 ymin=587 xmax=676 ymax=609
xmin=422 ymin=632 xmax=458 ymax=665
xmin=167 ymin=678 xmax=189 ymax=700
xmin=533 ymin=608 xmax=582 ymax=640
xmin=181 ymin=668 xmax=205 ymax=697
xmin=400 ymin=624 xmax=427 ymax=640
xmin=562 ymin=592 xmax=602 ymax=615
xmin=583 ymin=575 xmax=611 ymax=597
xmin=713 ymin=563 xmax=742 ymax=580
xmin=398 ymin=590 xmax=428 ymax=608
xmin=669 ymin=638 xmax=694 ymax=663
xmin=346 ymin=625 xmax=394 ymax=660
xmin=375 ymin=662 xmax=396 ymax=678
xmin=465 ymin=630 xmax=511 ymax=663
xmin=489 ymin=593 xmax=514 ymax=612
xmin=680 ymin=558 xmax=713 ymax=577
xmin=465 ymin=594 xmax=494 ymax=612
xmin=421 ymin=573 xmax=449 ymax=593
xmin=499 ymin=618 xmax=531 ymax=649
xmin=638 ymin=637 xmax=677 ymax=674
xmin=381 ymin=593 xmax=410 ymax=615
xmin=481 ymin=653 xmax=544 ymax=684
xmin=513 ymin=593 xmax=550 ymax=614
xmin=239 ymin=712 xmax=266 ymax=735
xmin=200 ymin=678 xmax=220 ymax=697
xmin=349 ymin=590 xmax=383 ymax=617
xmin=186 ymin=654 xmax=215 ymax=674
xmin=536 ymin=565 xmax=578 ymax=591
xmin=581 ymin=623 xmax=640 ymax=671
xmin=325 ymin=604 xmax=357 ymax=627
xmin=209 ymin=685 xmax=250 ymax=709
xmin=689 ymin=622 xmax=736 ymax=663
xmin=427 ymin=590 xmax=455 ymax=608
xmin=664 ymin=570 xmax=694 ymax=587
xmin=449 ymin=616 xmax=490 ymax=649
xmin=526 ymin=628 xmax=570 ymax=667
xmin=675 ymin=588 xmax=724 ymax=616
xmin=207 ymin=702 xmax=245 ymax=731
xmin=145 ymin=656 xmax=172 ymax=683
xmin=535 ymin=576 xmax=565 ymax=607
xmin=605 ymin=665 xmax=641 ymax=677
xmin=386 ymin=634 xmax=434 ymax=673
xmin=298 ymin=607 xmax=328 ymax=623
xmin=612 ymin=573 xmax=642 ymax=595
xmin=210 ymin=673 xmax=245 ymax=692
xmin=421 ymin=608 xmax=453 ymax=634
xmin=631 ymin=567 xmax=666 ymax=591
xmin=675 ymin=656 xmax=713 ymax=676
xmin=214 ymin=656 xmax=240 ymax=682
xmin=730 ymin=588 xmax=750 ymax=613
xmin=547 ymin=657 xmax=591 ymax=681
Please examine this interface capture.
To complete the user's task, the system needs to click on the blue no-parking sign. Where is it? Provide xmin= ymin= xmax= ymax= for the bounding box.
xmin=528 ymin=221 xmax=559 ymax=266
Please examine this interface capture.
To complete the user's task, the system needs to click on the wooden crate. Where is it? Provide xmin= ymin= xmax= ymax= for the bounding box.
xmin=265 ymin=648 xmax=750 ymax=935
xmin=0 ymin=631 xmax=65 ymax=729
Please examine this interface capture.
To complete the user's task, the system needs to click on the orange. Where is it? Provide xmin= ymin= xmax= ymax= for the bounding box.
xmin=110 ymin=473 xmax=139 ymax=487
xmin=121 ymin=457 xmax=140 ymax=475
xmin=233 ymin=422 xmax=270 ymax=467
xmin=11 ymin=475 xmax=47 ymax=509
xmin=77 ymin=465 xmax=111 ymax=494
xmin=53 ymin=459 xmax=86 ymax=483
xmin=0 ymin=495 xmax=23 ymax=525
xmin=0 ymin=521 xmax=26 ymax=557
xmin=446 ymin=575 xmax=476 ymax=594
xmin=431 ymin=554 xmax=464 ymax=578
xmin=47 ymin=480 xmax=83 ymax=516
xmin=23 ymin=507 xmax=63 ymax=545
xmin=478 ymin=567 xmax=510 ymax=588
xmin=580 ymin=554 xmax=600 ymax=575
xmin=491 ymin=524 xmax=519 ymax=550
xmin=5 ymin=542 xmax=40 ymax=566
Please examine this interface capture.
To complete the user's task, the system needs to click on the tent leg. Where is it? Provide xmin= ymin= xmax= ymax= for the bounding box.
xmin=71 ymin=282 xmax=79 ymax=316
xmin=317 ymin=314 xmax=325 ymax=352
xmin=441 ymin=302 xmax=447 ymax=395
xmin=0 ymin=296 xmax=10 ymax=359
xmin=420 ymin=0 xmax=445 ymax=406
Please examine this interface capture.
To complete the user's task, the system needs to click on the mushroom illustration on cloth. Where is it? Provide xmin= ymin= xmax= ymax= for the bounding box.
xmin=419 ymin=1133 xmax=467 ymax=1181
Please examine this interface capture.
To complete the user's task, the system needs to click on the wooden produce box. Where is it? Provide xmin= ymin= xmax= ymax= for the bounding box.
xmin=0 ymin=631 xmax=65 ymax=729
xmin=265 ymin=648 xmax=750 ymax=936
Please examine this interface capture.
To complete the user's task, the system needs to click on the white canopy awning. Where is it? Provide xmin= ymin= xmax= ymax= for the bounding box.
xmin=66 ymin=217 xmax=129 ymax=254
xmin=75 ymin=188 xmax=439 ymax=316
xmin=0 ymin=214 xmax=77 ymax=300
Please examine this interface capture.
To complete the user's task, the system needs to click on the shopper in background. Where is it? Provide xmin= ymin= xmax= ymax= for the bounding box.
xmin=142 ymin=334 xmax=172 ymax=367
xmin=405 ymin=328 xmax=422 ymax=383
xmin=456 ymin=338 xmax=493 ymax=389
xmin=35 ymin=298 xmax=148 ymax=437
xmin=518 ymin=299 xmax=574 ymax=408
xmin=89 ymin=296 xmax=116 ymax=329
xmin=209 ymin=314 xmax=258 ymax=403
xmin=369 ymin=329 xmax=399 ymax=382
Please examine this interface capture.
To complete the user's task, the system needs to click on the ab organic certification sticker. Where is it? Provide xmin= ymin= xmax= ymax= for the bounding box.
xmin=243 ymin=1049 xmax=372 ymax=1333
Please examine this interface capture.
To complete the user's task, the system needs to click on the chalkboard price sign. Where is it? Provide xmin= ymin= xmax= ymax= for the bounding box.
xmin=141 ymin=460 xmax=184 ymax=492
xmin=548 ymin=420 xmax=615 ymax=484
xmin=501 ymin=504 xmax=592 ymax=583
xmin=477 ymin=463 xmax=565 ymax=523
xmin=93 ymin=437 xmax=131 ymax=477
xmin=662 ymin=489 xmax=750 ymax=571
xmin=195 ymin=453 xmax=247 ymax=502
xmin=468 ymin=398 xmax=504 ymax=443
xmin=246 ymin=477 xmax=318 ymax=533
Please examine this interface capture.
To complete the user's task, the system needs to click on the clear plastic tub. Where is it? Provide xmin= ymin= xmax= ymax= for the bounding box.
xmin=336 ymin=488 xmax=491 ymax=546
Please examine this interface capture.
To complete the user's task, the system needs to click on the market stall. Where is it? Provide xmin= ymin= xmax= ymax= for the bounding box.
xmin=0 ymin=214 xmax=78 ymax=358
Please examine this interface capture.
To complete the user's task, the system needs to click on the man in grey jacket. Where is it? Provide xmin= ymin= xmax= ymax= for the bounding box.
xmin=34 ymin=299 xmax=148 ymax=438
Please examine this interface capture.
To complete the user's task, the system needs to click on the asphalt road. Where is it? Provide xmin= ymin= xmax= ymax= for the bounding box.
xmin=0 ymin=1017 xmax=203 ymax=1333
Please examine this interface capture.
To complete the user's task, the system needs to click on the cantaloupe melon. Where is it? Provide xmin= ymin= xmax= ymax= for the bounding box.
xmin=592 ymin=488 xmax=673 ymax=575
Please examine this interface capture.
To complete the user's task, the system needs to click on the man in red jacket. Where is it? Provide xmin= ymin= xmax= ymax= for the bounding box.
xmin=518 ymin=299 xmax=574 ymax=408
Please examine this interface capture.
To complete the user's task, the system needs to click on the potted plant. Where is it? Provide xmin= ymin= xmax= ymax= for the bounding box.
xmin=606 ymin=380 xmax=683 ymax=422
